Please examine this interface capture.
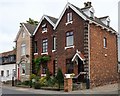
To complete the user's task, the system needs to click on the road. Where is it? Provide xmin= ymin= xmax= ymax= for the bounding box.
xmin=1 ymin=84 xmax=119 ymax=95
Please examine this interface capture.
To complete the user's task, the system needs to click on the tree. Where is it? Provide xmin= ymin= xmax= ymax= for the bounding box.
xmin=26 ymin=18 xmax=38 ymax=25
xmin=56 ymin=68 xmax=64 ymax=90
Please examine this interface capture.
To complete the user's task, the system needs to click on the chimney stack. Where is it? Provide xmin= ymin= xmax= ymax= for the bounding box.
xmin=84 ymin=2 xmax=92 ymax=8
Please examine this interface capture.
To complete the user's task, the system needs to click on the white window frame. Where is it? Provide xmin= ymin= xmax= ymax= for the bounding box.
xmin=22 ymin=32 xmax=25 ymax=38
xmin=42 ymin=23 xmax=47 ymax=33
xmin=66 ymin=12 xmax=73 ymax=25
xmin=103 ymin=37 xmax=107 ymax=48
xmin=21 ymin=64 xmax=26 ymax=75
xmin=21 ymin=44 xmax=26 ymax=56
xmin=52 ymin=36 xmax=56 ymax=52
xmin=6 ymin=70 xmax=9 ymax=77
xmin=66 ymin=31 xmax=74 ymax=47
xmin=42 ymin=39 xmax=48 ymax=53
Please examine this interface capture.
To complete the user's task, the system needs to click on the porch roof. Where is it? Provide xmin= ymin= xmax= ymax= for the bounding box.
xmin=72 ymin=51 xmax=85 ymax=62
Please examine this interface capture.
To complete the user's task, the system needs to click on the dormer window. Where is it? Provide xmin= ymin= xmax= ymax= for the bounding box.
xmin=42 ymin=23 xmax=47 ymax=33
xmin=90 ymin=11 xmax=94 ymax=18
xmin=66 ymin=12 xmax=73 ymax=25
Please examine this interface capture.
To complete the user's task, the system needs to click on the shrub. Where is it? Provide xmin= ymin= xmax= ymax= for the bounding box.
xmin=46 ymin=69 xmax=50 ymax=81
xmin=30 ymin=74 xmax=36 ymax=80
xmin=22 ymin=80 xmax=30 ymax=86
xmin=39 ymin=77 xmax=47 ymax=86
xmin=34 ymin=82 xmax=41 ymax=89
xmin=56 ymin=68 xmax=64 ymax=90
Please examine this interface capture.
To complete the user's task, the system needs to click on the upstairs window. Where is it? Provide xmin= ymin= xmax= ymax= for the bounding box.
xmin=42 ymin=39 xmax=48 ymax=53
xmin=34 ymin=41 xmax=38 ymax=53
xmin=103 ymin=37 xmax=107 ymax=48
xmin=53 ymin=36 xmax=56 ymax=50
xmin=22 ymin=32 xmax=25 ymax=38
xmin=67 ymin=12 xmax=73 ymax=23
xmin=42 ymin=23 xmax=47 ymax=33
xmin=21 ymin=44 xmax=26 ymax=56
xmin=66 ymin=32 xmax=74 ymax=47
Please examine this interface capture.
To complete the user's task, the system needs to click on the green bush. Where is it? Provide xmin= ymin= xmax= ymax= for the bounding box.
xmin=34 ymin=82 xmax=41 ymax=89
xmin=39 ymin=77 xmax=47 ymax=86
xmin=30 ymin=74 xmax=36 ymax=80
xmin=22 ymin=80 xmax=30 ymax=86
xmin=56 ymin=68 xmax=64 ymax=90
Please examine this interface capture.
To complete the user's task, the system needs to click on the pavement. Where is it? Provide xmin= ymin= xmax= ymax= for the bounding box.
xmin=2 ymin=83 xmax=119 ymax=94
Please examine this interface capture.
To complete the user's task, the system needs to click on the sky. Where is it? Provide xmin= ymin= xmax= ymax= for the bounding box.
xmin=0 ymin=0 xmax=119 ymax=53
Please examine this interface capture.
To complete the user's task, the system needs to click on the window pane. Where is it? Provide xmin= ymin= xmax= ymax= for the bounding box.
xmin=21 ymin=64 xmax=26 ymax=74
xmin=42 ymin=39 xmax=48 ymax=53
xmin=66 ymin=32 xmax=73 ymax=47
xmin=34 ymin=41 xmax=37 ymax=53
xmin=103 ymin=37 xmax=107 ymax=48
xmin=67 ymin=12 xmax=72 ymax=22
xmin=21 ymin=44 xmax=26 ymax=55
xmin=53 ymin=37 xmax=56 ymax=50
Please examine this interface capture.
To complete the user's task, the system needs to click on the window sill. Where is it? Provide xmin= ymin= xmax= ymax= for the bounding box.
xmin=21 ymin=74 xmax=25 ymax=75
xmin=42 ymin=30 xmax=47 ymax=33
xmin=52 ymin=50 xmax=56 ymax=52
xmin=65 ymin=21 xmax=73 ymax=25
xmin=103 ymin=47 xmax=107 ymax=49
xmin=41 ymin=74 xmax=46 ymax=77
xmin=65 ymin=45 xmax=74 ymax=50
xmin=34 ymin=53 xmax=38 ymax=55
xmin=41 ymin=52 xmax=48 ymax=55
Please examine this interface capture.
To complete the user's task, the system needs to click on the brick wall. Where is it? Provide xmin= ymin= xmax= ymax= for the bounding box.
xmin=56 ymin=7 xmax=85 ymax=74
xmin=89 ymin=24 xmax=118 ymax=88
xmin=34 ymin=18 xmax=56 ymax=75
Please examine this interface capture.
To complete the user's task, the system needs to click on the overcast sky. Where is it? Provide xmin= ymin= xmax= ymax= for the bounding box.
xmin=0 ymin=0 xmax=119 ymax=53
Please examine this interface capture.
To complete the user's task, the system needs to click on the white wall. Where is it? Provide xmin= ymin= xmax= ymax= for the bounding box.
xmin=0 ymin=64 xmax=16 ymax=82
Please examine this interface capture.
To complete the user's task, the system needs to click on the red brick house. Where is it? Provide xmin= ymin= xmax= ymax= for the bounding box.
xmin=33 ymin=15 xmax=58 ymax=76
xmin=33 ymin=2 xmax=118 ymax=88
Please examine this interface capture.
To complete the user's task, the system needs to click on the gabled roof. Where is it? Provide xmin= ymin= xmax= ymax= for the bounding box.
xmin=23 ymin=23 xmax=37 ymax=35
xmin=33 ymin=15 xmax=58 ymax=35
xmin=53 ymin=2 xmax=116 ymax=33
xmin=54 ymin=2 xmax=87 ymax=29
xmin=14 ymin=23 xmax=37 ymax=41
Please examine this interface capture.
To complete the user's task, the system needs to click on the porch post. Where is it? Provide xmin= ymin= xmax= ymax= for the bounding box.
xmin=64 ymin=77 xmax=72 ymax=92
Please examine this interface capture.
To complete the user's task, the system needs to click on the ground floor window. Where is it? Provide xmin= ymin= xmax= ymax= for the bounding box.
xmin=66 ymin=58 xmax=74 ymax=74
xmin=42 ymin=63 xmax=47 ymax=74
xmin=21 ymin=64 xmax=26 ymax=74
xmin=6 ymin=70 xmax=9 ymax=77
xmin=1 ymin=70 xmax=4 ymax=77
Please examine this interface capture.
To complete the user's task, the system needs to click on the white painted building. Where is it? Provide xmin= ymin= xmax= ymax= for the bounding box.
xmin=0 ymin=64 xmax=16 ymax=82
xmin=0 ymin=50 xmax=16 ymax=82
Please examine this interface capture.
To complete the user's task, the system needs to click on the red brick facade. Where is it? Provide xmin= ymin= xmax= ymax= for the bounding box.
xmin=33 ymin=2 xmax=118 ymax=88
xmin=89 ymin=24 xmax=118 ymax=88
xmin=34 ymin=17 xmax=56 ymax=75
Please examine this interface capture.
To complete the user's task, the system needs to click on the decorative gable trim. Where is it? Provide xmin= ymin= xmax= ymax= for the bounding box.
xmin=54 ymin=2 xmax=87 ymax=30
xmin=33 ymin=15 xmax=55 ymax=35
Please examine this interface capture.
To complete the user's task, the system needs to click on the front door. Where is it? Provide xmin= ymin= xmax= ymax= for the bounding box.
xmin=78 ymin=58 xmax=84 ymax=82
